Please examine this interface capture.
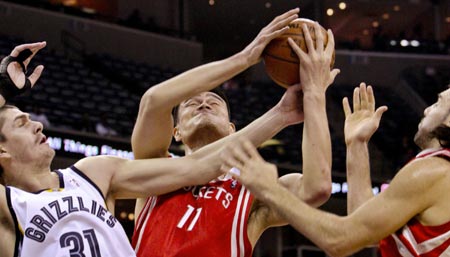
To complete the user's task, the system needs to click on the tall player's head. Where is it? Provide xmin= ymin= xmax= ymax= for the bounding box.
xmin=173 ymin=88 xmax=235 ymax=153
xmin=0 ymin=105 xmax=54 ymax=185
xmin=414 ymin=87 xmax=450 ymax=149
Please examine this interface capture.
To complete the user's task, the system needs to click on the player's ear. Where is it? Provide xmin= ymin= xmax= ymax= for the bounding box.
xmin=0 ymin=146 xmax=11 ymax=160
xmin=229 ymin=122 xmax=236 ymax=133
xmin=173 ymin=127 xmax=182 ymax=142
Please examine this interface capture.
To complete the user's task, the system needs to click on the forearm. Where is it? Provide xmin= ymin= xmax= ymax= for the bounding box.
xmin=194 ymin=105 xmax=288 ymax=159
xmin=261 ymin=183 xmax=367 ymax=257
xmin=300 ymin=91 xmax=332 ymax=205
xmin=141 ymin=52 xmax=249 ymax=110
xmin=112 ymin=155 xmax=221 ymax=198
xmin=346 ymin=141 xmax=374 ymax=214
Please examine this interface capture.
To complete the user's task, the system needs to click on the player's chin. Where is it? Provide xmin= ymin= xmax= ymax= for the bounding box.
xmin=33 ymin=147 xmax=55 ymax=163
xmin=43 ymin=147 xmax=56 ymax=159
xmin=193 ymin=115 xmax=216 ymax=125
xmin=197 ymin=120 xmax=228 ymax=133
xmin=194 ymin=119 xmax=218 ymax=130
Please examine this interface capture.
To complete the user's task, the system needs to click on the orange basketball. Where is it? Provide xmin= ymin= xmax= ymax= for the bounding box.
xmin=263 ymin=18 xmax=335 ymax=88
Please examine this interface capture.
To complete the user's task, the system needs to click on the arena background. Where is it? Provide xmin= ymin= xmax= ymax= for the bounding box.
xmin=0 ymin=0 xmax=449 ymax=256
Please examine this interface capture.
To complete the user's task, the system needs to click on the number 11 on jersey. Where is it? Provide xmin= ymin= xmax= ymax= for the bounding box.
xmin=177 ymin=205 xmax=202 ymax=231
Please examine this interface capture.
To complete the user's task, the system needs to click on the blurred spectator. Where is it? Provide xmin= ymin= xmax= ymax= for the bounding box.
xmin=96 ymin=112 xmax=118 ymax=137
xmin=124 ymin=9 xmax=145 ymax=29
xmin=29 ymin=105 xmax=51 ymax=128
xmin=445 ymin=34 xmax=450 ymax=54
xmin=372 ymin=26 xmax=388 ymax=51
xmin=76 ymin=112 xmax=95 ymax=133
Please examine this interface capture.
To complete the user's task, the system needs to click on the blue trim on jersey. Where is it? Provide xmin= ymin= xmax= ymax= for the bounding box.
xmin=6 ymin=187 xmax=23 ymax=257
xmin=69 ymin=165 xmax=106 ymax=200
xmin=54 ymin=170 xmax=65 ymax=189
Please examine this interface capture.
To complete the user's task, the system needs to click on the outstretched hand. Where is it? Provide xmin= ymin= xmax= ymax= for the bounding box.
xmin=287 ymin=22 xmax=340 ymax=93
xmin=220 ymin=139 xmax=279 ymax=200
xmin=241 ymin=8 xmax=299 ymax=66
xmin=0 ymin=41 xmax=46 ymax=105
xmin=343 ymin=83 xmax=388 ymax=145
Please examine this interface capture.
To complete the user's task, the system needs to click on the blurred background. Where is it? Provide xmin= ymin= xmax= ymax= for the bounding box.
xmin=0 ymin=0 xmax=449 ymax=256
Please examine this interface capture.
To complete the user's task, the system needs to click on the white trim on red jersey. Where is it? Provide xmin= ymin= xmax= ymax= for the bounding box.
xmin=132 ymin=177 xmax=254 ymax=257
xmin=379 ymin=148 xmax=450 ymax=257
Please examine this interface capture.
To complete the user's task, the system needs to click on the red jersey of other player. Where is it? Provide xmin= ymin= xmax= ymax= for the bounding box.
xmin=130 ymin=8 xmax=335 ymax=257
xmin=133 ymin=177 xmax=253 ymax=257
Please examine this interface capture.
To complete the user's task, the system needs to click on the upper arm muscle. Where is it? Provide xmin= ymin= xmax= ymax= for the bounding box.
xmin=131 ymin=97 xmax=173 ymax=159
xmin=346 ymin=158 xmax=446 ymax=244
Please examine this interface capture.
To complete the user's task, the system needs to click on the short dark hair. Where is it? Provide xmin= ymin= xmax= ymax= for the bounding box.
xmin=172 ymin=87 xmax=231 ymax=126
xmin=431 ymin=124 xmax=450 ymax=148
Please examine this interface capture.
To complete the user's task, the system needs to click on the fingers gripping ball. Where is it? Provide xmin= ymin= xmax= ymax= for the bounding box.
xmin=0 ymin=49 xmax=33 ymax=101
xmin=263 ymin=18 xmax=335 ymax=88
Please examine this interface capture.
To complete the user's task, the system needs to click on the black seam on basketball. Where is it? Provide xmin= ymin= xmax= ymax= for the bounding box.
xmin=264 ymin=53 xmax=299 ymax=64
xmin=281 ymin=33 xmax=307 ymax=37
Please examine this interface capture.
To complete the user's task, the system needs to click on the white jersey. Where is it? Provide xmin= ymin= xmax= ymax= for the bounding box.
xmin=6 ymin=166 xmax=136 ymax=257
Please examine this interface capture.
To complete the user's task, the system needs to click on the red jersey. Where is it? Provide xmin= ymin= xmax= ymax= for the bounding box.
xmin=132 ymin=175 xmax=254 ymax=257
xmin=379 ymin=148 xmax=450 ymax=256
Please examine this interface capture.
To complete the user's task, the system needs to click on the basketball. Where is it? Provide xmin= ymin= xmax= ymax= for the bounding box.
xmin=263 ymin=18 xmax=335 ymax=88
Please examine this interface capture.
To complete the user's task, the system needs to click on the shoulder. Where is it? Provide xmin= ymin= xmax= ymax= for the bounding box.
xmin=387 ymin=156 xmax=449 ymax=198
xmin=73 ymin=156 xmax=128 ymax=197
xmin=398 ymin=156 xmax=449 ymax=183
xmin=278 ymin=173 xmax=303 ymax=188
xmin=74 ymin=155 xmax=127 ymax=173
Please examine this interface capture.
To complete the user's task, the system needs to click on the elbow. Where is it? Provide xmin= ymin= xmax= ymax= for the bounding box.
xmin=314 ymin=163 xmax=333 ymax=205
xmin=306 ymin=183 xmax=332 ymax=207
xmin=304 ymin=170 xmax=332 ymax=206
xmin=324 ymin=250 xmax=347 ymax=257
xmin=140 ymin=85 xmax=173 ymax=112
xmin=321 ymin=237 xmax=353 ymax=257
xmin=140 ymin=87 xmax=161 ymax=111
xmin=319 ymin=221 xmax=363 ymax=257
xmin=326 ymin=245 xmax=354 ymax=257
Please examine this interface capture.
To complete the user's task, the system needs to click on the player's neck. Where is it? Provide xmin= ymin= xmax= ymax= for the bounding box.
xmin=4 ymin=162 xmax=55 ymax=192
xmin=184 ymin=130 xmax=227 ymax=154
xmin=184 ymin=138 xmax=218 ymax=154
xmin=421 ymin=138 xmax=443 ymax=150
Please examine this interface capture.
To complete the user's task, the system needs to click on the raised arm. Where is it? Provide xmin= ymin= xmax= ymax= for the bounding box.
xmin=0 ymin=42 xmax=46 ymax=106
xmin=223 ymin=139 xmax=448 ymax=257
xmin=276 ymin=22 xmax=340 ymax=209
xmin=0 ymin=42 xmax=47 ymax=256
xmin=131 ymin=8 xmax=300 ymax=159
xmin=343 ymin=83 xmax=387 ymax=213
